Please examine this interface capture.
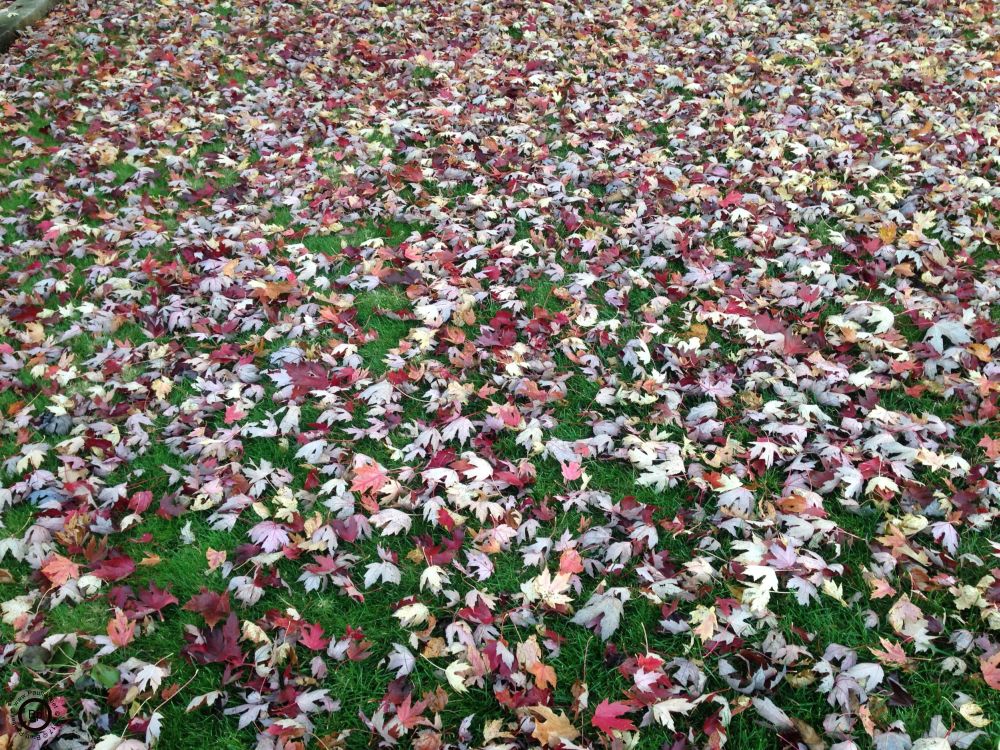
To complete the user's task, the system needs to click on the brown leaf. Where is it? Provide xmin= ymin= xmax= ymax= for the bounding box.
xmin=528 ymin=706 xmax=580 ymax=747
xmin=790 ymin=718 xmax=826 ymax=750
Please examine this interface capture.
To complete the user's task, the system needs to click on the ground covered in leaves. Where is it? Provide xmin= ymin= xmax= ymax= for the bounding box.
xmin=1 ymin=0 xmax=999 ymax=748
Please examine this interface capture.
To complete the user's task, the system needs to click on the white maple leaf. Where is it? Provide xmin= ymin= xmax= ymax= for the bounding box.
xmin=445 ymin=659 xmax=471 ymax=692
xmin=441 ymin=416 xmax=474 ymax=445
xmin=224 ymin=694 xmax=269 ymax=730
xmin=866 ymin=304 xmax=895 ymax=334
xmin=248 ymin=520 xmax=290 ymax=552
xmin=364 ymin=560 xmax=401 ymax=588
xmin=461 ymin=452 xmax=493 ymax=482
xmin=387 ymin=643 xmax=415 ymax=677
xmin=186 ymin=691 xmax=222 ymax=712
xmin=571 ymin=588 xmax=629 ymax=640
xmin=925 ymin=319 xmax=970 ymax=353
xmin=145 ymin=711 xmax=162 ymax=746
xmin=370 ymin=508 xmax=412 ymax=535
xmin=359 ymin=380 xmax=394 ymax=405
xmin=651 ymin=697 xmax=696 ymax=730
xmin=394 ymin=602 xmax=431 ymax=628
xmin=135 ymin=663 xmax=168 ymax=692
xmin=295 ymin=688 xmax=331 ymax=713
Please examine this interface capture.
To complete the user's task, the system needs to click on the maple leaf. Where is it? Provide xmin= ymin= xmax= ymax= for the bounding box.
xmin=351 ymin=462 xmax=388 ymax=495
xmin=206 ymin=548 xmax=227 ymax=571
xmin=136 ymin=584 xmax=179 ymax=617
xmin=560 ymin=461 xmax=582 ymax=481
xmin=394 ymin=602 xmax=431 ymax=628
xmin=387 ymin=643 xmax=416 ymax=677
xmin=183 ymin=589 xmax=232 ymax=628
xmin=690 ymin=605 xmax=718 ymax=643
xmin=958 ymin=701 xmax=991 ymax=728
xmin=93 ymin=735 xmax=147 ymax=750
xmin=134 ymin=663 xmax=168 ymax=692
xmin=924 ymin=319 xmax=971 ymax=353
xmin=223 ymin=403 xmax=245 ymax=424
xmin=146 ymin=710 xmax=163 ymax=745
xmin=651 ymin=697 xmax=696 ymax=730
xmin=248 ymin=520 xmax=290 ymax=552
xmin=107 ymin=608 xmax=137 ymax=647
xmin=283 ymin=361 xmax=332 ymax=399
xmin=441 ymin=416 xmax=474 ymax=445
xmin=299 ymin=623 xmax=330 ymax=650
xmin=183 ymin=612 xmax=243 ymax=666
xmin=186 ymin=691 xmax=223 ymax=713
xmin=521 ymin=567 xmax=573 ymax=608
xmin=460 ymin=452 xmax=493 ymax=482
xmin=223 ymin=694 xmax=268 ymax=730
xmin=90 ymin=554 xmax=137 ymax=583
xmin=981 ymin=653 xmax=1000 ymax=690
xmin=528 ymin=706 xmax=580 ymax=747
xmin=527 ymin=660 xmax=557 ymax=690
xmin=364 ymin=560 xmax=401 ymax=588
xmin=252 ymin=278 xmax=294 ymax=302
xmin=41 ymin=554 xmax=80 ymax=586
xmin=571 ymin=588 xmax=629 ymax=640
xmin=887 ymin=594 xmax=932 ymax=651
xmin=444 ymin=659 xmax=472 ymax=693
xmin=395 ymin=693 xmax=431 ymax=730
xmin=398 ymin=162 xmax=424 ymax=183
xmin=370 ymin=508 xmax=412 ymax=535
xmin=979 ymin=435 xmax=1000 ymax=460
xmin=591 ymin=700 xmax=636 ymax=735
xmin=870 ymin=638 xmax=910 ymax=669
xmin=296 ymin=688 xmax=332 ymax=714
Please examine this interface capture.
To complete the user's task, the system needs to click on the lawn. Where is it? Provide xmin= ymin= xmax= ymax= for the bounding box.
xmin=1 ymin=0 xmax=999 ymax=748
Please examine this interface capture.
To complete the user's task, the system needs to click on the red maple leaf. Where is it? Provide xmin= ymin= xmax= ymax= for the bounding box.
xmin=182 ymin=612 xmax=243 ymax=666
xmin=351 ymin=463 xmax=388 ymax=495
xmin=136 ymin=584 xmax=179 ymax=618
xmin=719 ymin=190 xmax=744 ymax=208
xmin=90 ymin=553 xmax=136 ymax=582
xmin=591 ymin=700 xmax=636 ymax=735
xmin=398 ymin=163 xmax=424 ymax=183
xmin=224 ymin=403 xmax=245 ymax=424
xmin=396 ymin=694 xmax=430 ymax=729
xmin=284 ymin=362 xmax=332 ymax=399
xmin=183 ymin=589 xmax=232 ymax=628
xmin=299 ymin=623 xmax=330 ymax=651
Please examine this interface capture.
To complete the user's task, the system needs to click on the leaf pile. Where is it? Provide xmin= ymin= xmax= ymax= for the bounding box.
xmin=1 ymin=0 xmax=999 ymax=748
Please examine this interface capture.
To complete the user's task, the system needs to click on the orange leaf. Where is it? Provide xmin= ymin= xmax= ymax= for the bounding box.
xmin=528 ymin=661 xmax=557 ymax=690
xmin=969 ymin=343 xmax=992 ymax=362
xmin=529 ymin=706 xmax=580 ymax=747
xmin=41 ymin=554 xmax=80 ymax=587
xmin=107 ymin=608 xmax=136 ymax=648
xmin=351 ymin=463 xmax=388 ymax=495
xmin=558 ymin=549 xmax=584 ymax=575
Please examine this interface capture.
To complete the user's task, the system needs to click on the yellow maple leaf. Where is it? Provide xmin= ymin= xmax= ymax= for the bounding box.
xmin=528 ymin=706 xmax=580 ymax=747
